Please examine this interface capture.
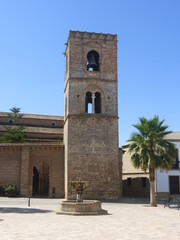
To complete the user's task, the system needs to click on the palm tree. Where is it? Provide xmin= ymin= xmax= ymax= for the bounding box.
xmin=128 ymin=116 xmax=175 ymax=207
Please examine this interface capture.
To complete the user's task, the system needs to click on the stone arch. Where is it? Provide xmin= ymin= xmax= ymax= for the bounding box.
xmin=33 ymin=166 xmax=39 ymax=196
xmin=86 ymin=50 xmax=100 ymax=72
xmin=32 ymin=162 xmax=49 ymax=197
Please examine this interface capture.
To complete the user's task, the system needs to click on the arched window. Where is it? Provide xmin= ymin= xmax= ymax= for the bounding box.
xmin=95 ymin=92 xmax=101 ymax=113
xmin=85 ymin=92 xmax=92 ymax=113
xmin=85 ymin=91 xmax=101 ymax=114
xmin=87 ymin=51 xmax=100 ymax=72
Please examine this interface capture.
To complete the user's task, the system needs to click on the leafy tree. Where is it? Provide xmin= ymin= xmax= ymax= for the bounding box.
xmin=0 ymin=107 xmax=27 ymax=143
xmin=128 ymin=116 xmax=175 ymax=207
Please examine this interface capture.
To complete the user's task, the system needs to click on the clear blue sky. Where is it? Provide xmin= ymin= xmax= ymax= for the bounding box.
xmin=0 ymin=0 xmax=180 ymax=146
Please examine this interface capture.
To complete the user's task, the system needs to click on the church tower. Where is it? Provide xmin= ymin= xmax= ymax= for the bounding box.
xmin=64 ymin=31 xmax=121 ymax=200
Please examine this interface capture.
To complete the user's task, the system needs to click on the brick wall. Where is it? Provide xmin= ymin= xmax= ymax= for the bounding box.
xmin=29 ymin=146 xmax=64 ymax=198
xmin=0 ymin=144 xmax=64 ymax=198
xmin=0 ymin=148 xmax=21 ymax=189
xmin=64 ymin=31 xmax=121 ymax=200
xmin=66 ymin=115 xmax=120 ymax=199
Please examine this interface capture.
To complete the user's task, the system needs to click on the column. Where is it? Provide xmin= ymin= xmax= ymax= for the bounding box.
xmin=20 ymin=146 xmax=30 ymax=196
xmin=92 ymin=92 xmax=95 ymax=114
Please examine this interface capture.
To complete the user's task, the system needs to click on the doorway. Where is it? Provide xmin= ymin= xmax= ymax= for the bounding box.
xmin=169 ymin=176 xmax=179 ymax=194
xmin=39 ymin=162 xmax=49 ymax=196
xmin=33 ymin=167 xmax=39 ymax=195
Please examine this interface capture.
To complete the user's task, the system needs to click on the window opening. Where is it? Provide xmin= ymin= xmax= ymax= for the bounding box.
xmin=51 ymin=122 xmax=56 ymax=127
xmin=172 ymin=149 xmax=179 ymax=169
xmin=88 ymin=103 xmax=92 ymax=113
xmin=85 ymin=92 xmax=92 ymax=113
xmin=85 ymin=91 xmax=102 ymax=114
xmin=169 ymin=176 xmax=180 ymax=194
xmin=95 ymin=92 xmax=101 ymax=113
xmin=88 ymin=67 xmax=93 ymax=72
xmin=87 ymin=51 xmax=100 ymax=72
xmin=8 ymin=119 xmax=14 ymax=125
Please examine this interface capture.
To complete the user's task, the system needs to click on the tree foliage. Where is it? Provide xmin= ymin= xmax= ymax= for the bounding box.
xmin=129 ymin=116 xmax=175 ymax=171
xmin=128 ymin=115 xmax=176 ymax=206
xmin=0 ymin=107 xmax=27 ymax=143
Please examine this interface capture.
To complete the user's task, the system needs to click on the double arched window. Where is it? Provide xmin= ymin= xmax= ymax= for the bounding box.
xmin=85 ymin=92 xmax=101 ymax=114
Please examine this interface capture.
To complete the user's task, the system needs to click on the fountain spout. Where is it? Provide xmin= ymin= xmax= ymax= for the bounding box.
xmin=70 ymin=178 xmax=89 ymax=202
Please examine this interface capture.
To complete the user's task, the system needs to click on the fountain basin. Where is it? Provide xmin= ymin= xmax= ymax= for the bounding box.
xmin=57 ymin=200 xmax=108 ymax=215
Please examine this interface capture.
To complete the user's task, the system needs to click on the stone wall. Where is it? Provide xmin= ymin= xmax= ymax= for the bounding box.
xmin=0 ymin=144 xmax=64 ymax=198
xmin=0 ymin=147 xmax=21 ymax=189
xmin=66 ymin=115 xmax=120 ymax=200
xmin=123 ymin=177 xmax=150 ymax=197
xmin=64 ymin=31 xmax=121 ymax=200
xmin=29 ymin=145 xmax=64 ymax=198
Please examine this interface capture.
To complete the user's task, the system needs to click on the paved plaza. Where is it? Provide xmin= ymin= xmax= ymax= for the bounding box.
xmin=0 ymin=197 xmax=179 ymax=240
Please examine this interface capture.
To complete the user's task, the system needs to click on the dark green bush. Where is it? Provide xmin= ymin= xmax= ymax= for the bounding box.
xmin=5 ymin=184 xmax=18 ymax=196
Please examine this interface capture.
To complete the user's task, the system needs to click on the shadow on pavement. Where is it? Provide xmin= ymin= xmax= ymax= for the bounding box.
xmin=0 ymin=207 xmax=53 ymax=214
xmin=103 ymin=197 xmax=150 ymax=204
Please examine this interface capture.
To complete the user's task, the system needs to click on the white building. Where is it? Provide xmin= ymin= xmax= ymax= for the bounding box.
xmin=122 ymin=132 xmax=180 ymax=198
xmin=156 ymin=133 xmax=180 ymax=198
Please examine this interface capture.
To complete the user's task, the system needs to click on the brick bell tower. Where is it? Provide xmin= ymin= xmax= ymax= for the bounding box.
xmin=64 ymin=30 xmax=121 ymax=200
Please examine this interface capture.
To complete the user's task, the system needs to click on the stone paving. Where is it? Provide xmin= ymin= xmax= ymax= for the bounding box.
xmin=0 ymin=197 xmax=179 ymax=240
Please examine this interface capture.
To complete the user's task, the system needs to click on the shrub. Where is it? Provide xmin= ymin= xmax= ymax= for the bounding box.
xmin=5 ymin=184 xmax=18 ymax=196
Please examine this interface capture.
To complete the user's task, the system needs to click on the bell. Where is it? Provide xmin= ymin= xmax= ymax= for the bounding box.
xmin=88 ymin=54 xmax=97 ymax=67
xmin=87 ymin=54 xmax=98 ymax=71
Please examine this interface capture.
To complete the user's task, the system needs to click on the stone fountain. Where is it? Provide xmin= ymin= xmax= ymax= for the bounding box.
xmin=57 ymin=179 xmax=108 ymax=215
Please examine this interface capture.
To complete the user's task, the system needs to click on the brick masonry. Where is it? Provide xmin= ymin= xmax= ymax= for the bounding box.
xmin=64 ymin=31 xmax=122 ymax=200
xmin=0 ymin=144 xmax=64 ymax=198
xmin=0 ymin=148 xmax=21 ymax=188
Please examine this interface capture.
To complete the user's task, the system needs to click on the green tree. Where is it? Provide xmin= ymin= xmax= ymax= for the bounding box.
xmin=0 ymin=107 xmax=27 ymax=143
xmin=128 ymin=116 xmax=175 ymax=207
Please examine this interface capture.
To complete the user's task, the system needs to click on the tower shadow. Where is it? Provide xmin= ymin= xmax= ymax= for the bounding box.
xmin=0 ymin=207 xmax=52 ymax=214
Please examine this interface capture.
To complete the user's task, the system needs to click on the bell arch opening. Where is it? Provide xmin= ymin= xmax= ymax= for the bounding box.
xmin=87 ymin=50 xmax=100 ymax=72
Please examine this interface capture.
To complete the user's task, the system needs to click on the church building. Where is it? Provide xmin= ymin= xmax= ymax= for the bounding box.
xmin=0 ymin=31 xmax=122 ymax=200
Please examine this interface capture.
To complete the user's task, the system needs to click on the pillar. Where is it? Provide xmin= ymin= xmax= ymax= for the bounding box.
xmin=20 ymin=146 xmax=30 ymax=196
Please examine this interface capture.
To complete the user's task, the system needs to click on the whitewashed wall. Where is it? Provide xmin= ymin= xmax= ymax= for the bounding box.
xmin=156 ymin=142 xmax=180 ymax=192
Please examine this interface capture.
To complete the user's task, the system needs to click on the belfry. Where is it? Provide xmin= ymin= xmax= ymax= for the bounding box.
xmin=64 ymin=31 xmax=121 ymax=200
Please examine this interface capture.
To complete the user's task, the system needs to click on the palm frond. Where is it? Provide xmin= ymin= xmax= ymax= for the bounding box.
xmin=128 ymin=115 xmax=175 ymax=172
